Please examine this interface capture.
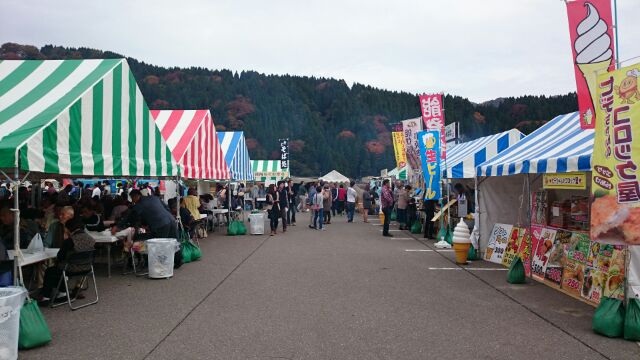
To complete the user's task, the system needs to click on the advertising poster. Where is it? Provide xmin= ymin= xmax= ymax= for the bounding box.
xmin=417 ymin=130 xmax=441 ymax=201
xmin=566 ymin=232 xmax=591 ymax=264
xmin=485 ymin=223 xmax=513 ymax=264
xmin=401 ymin=118 xmax=423 ymax=171
xmin=502 ymin=227 xmax=526 ymax=267
xmin=562 ymin=259 xmax=585 ymax=297
xmin=591 ymin=63 xmax=640 ymax=245
xmin=581 ymin=266 xmax=606 ymax=303
xmin=419 ymin=94 xmax=447 ymax=160
xmin=391 ymin=132 xmax=407 ymax=168
xmin=566 ymin=0 xmax=615 ymax=129
xmin=516 ymin=229 xmax=534 ymax=277
xmin=544 ymin=230 xmax=573 ymax=288
xmin=602 ymin=246 xmax=626 ymax=300
xmin=531 ymin=227 xmax=558 ymax=282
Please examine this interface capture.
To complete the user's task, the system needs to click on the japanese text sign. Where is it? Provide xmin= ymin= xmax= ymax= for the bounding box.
xmin=278 ymin=138 xmax=289 ymax=169
xmin=419 ymin=94 xmax=446 ymax=159
xmin=417 ymin=130 xmax=441 ymax=200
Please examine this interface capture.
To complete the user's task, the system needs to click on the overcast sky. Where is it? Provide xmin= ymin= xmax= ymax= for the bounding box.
xmin=1 ymin=0 xmax=638 ymax=102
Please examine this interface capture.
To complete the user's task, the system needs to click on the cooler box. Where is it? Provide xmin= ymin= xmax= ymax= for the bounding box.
xmin=248 ymin=213 xmax=265 ymax=235
xmin=147 ymin=238 xmax=179 ymax=279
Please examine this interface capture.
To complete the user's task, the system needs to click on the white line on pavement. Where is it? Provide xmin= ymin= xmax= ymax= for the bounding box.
xmin=405 ymin=249 xmax=434 ymax=252
xmin=379 ymin=229 xmax=402 ymax=232
xmin=428 ymin=267 xmax=508 ymax=271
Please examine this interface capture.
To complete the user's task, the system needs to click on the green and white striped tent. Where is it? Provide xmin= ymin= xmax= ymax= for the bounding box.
xmin=388 ymin=166 xmax=407 ymax=180
xmin=251 ymin=160 xmax=289 ymax=183
xmin=0 ymin=59 xmax=177 ymax=176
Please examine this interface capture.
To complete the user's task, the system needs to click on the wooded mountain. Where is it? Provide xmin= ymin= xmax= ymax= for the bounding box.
xmin=1 ymin=43 xmax=578 ymax=178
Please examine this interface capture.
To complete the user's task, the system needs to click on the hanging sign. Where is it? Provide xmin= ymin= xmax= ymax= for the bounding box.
xmin=543 ymin=172 xmax=587 ymax=189
xmin=279 ymin=138 xmax=289 ymax=169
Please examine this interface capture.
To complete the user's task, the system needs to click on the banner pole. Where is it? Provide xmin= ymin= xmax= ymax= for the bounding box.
xmin=613 ymin=0 xmax=620 ymax=69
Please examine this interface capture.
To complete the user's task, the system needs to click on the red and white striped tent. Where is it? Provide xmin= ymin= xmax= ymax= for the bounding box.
xmin=151 ymin=109 xmax=230 ymax=180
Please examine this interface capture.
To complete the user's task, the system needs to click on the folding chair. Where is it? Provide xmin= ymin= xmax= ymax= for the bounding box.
xmin=51 ymin=250 xmax=99 ymax=310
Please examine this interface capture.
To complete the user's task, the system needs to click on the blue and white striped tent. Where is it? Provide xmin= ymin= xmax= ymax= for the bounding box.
xmin=477 ymin=112 xmax=593 ymax=176
xmin=446 ymin=129 xmax=524 ymax=178
xmin=217 ymin=131 xmax=254 ymax=181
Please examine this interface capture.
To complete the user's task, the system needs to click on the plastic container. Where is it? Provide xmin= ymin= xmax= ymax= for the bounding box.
xmin=248 ymin=213 xmax=265 ymax=235
xmin=0 ymin=287 xmax=26 ymax=360
xmin=147 ymin=238 xmax=179 ymax=279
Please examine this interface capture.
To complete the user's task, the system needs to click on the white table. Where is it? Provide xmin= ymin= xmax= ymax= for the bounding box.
xmin=87 ymin=231 xmax=119 ymax=277
xmin=8 ymin=248 xmax=59 ymax=266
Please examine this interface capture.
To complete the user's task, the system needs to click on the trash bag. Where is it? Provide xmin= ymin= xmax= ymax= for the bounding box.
xmin=181 ymin=241 xmax=193 ymax=263
xmin=182 ymin=240 xmax=201 ymax=262
xmin=593 ymin=297 xmax=625 ymax=338
xmin=467 ymin=245 xmax=478 ymax=260
xmin=411 ymin=221 xmax=422 ymax=234
xmin=507 ymin=256 xmax=526 ymax=284
xmin=236 ymin=221 xmax=247 ymax=235
xmin=227 ymin=221 xmax=239 ymax=236
xmin=624 ymin=298 xmax=640 ymax=341
xmin=19 ymin=298 xmax=52 ymax=349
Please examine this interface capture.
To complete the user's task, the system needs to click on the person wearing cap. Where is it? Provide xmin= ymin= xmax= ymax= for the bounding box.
xmin=112 ymin=189 xmax=177 ymax=239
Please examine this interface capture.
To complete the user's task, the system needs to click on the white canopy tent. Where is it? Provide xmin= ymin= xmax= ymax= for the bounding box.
xmin=320 ymin=170 xmax=350 ymax=183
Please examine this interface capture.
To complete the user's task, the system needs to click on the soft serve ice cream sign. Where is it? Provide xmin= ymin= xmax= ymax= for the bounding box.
xmin=566 ymin=0 xmax=616 ymax=129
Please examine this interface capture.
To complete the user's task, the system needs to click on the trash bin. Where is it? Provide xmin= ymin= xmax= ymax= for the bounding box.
xmin=0 ymin=287 xmax=26 ymax=360
xmin=147 ymin=238 xmax=179 ymax=279
xmin=248 ymin=213 xmax=265 ymax=235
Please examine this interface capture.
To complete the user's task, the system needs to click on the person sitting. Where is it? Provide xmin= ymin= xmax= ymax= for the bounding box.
xmin=44 ymin=206 xmax=75 ymax=248
xmin=169 ymin=198 xmax=194 ymax=234
xmin=112 ymin=190 xmax=177 ymax=239
xmin=36 ymin=217 xmax=95 ymax=303
xmin=80 ymin=204 xmax=106 ymax=232
xmin=183 ymin=188 xmax=201 ymax=220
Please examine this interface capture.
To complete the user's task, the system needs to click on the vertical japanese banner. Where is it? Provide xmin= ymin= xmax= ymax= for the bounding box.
xmin=401 ymin=117 xmax=422 ymax=171
xmin=566 ymin=0 xmax=615 ymax=129
xmin=391 ymin=132 xmax=407 ymax=169
xmin=419 ymin=93 xmax=446 ymax=160
xmin=279 ymin=138 xmax=289 ymax=170
xmin=417 ymin=130 xmax=441 ymax=200
xmin=591 ymin=63 xmax=640 ymax=246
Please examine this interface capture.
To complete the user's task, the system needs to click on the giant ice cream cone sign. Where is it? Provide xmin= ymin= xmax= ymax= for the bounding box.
xmin=566 ymin=0 xmax=615 ymax=129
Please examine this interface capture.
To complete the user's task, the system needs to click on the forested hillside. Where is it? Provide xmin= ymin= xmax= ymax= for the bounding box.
xmin=0 ymin=43 xmax=578 ymax=178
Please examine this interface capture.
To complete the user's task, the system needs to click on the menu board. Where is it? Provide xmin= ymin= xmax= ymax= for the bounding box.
xmin=502 ymin=227 xmax=527 ymax=267
xmin=516 ymin=229 xmax=533 ymax=277
xmin=544 ymin=230 xmax=573 ymax=288
xmin=485 ymin=224 xmax=513 ymax=264
xmin=531 ymin=226 xmax=557 ymax=281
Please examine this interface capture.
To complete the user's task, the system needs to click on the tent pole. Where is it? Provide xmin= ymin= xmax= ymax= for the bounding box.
xmin=475 ymin=175 xmax=480 ymax=254
xmin=12 ymin=167 xmax=20 ymax=286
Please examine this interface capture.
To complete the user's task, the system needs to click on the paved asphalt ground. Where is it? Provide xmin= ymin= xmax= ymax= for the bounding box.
xmin=19 ymin=211 xmax=640 ymax=360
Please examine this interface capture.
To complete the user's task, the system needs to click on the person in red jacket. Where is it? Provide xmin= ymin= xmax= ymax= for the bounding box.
xmin=336 ymin=184 xmax=347 ymax=215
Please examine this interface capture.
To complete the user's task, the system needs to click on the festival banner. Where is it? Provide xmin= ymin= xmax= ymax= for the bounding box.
xmin=401 ymin=117 xmax=422 ymax=170
xmin=543 ymin=172 xmax=587 ymax=190
xmin=566 ymin=0 xmax=615 ymax=129
xmin=419 ymin=94 xmax=447 ymax=159
xmin=417 ymin=130 xmax=441 ymax=201
xmin=391 ymin=132 xmax=407 ymax=168
xmin=485 ymin=223 xmax=513 ymax=264
xmin=278 ymin=138 xmax=289 ymax=169
xmin=591 ymin=63 xmax=640 ymax=246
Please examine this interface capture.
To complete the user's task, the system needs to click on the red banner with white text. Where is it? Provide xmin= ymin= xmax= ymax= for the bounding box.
xmin=419 ymin=93 xmax=446 ymax=160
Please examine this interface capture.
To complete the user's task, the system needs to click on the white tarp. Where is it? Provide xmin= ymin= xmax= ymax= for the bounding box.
xmin=320 ymin=170 xmax=349 ymax=183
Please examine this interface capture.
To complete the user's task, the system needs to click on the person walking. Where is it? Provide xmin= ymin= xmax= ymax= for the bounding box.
xmin=297 ymin=181 xmax=307 ymax=212
xmin=307 ymin=182 xmax=317 ymax=226
xmin=322 ymin=185 xmax=332 ymax=224
xmin=380 ymin=179 xmax=394 ymax=237
xmin=396 ymin=185 xmax=408 ymax=230
xmin=330 ymin=183 xmax=338 ymax=216
xmin=266 ymin=184 xmax=280 ymax=236
xmin=346 ymin=181 xmax=357 ymax=223
xmin=278 ymin=181 xmax=289 ymax=233
xmin=361 ymin=184 xmax=372 ymax=223
xmin=312 ymin=186 xmax=324 ymax=230
xmin=287 ymin=179 xmax=296 ymax=226
xmin=336 ymin=184 xmax=346 ymax=215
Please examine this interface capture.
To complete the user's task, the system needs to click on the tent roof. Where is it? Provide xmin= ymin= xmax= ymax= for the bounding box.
xmin=252 ymin=160 xmax=288 ymax=182
xmin=151 ymin=110 xmax=230 ymax=180
xmin=446 ymin=129 xmax=524 ymax=178
xmin=388 ymin=166 xmax=408 ymax=180
xmin=477 ymin=112 xmax=593 ymax=176
xmin=0 ymin=59 xmax=177 ymax=176
xmin=218 ymin=131 xmax=254 ymax=181
xmin=320 ymin=170 xmax=350 ymax=183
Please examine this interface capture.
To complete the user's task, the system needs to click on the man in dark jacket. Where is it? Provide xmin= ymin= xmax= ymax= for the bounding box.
xmin=112 ymin=190 xmax=177 ymax=239
xmin=278 ymin=181 xmax=289 ymax=232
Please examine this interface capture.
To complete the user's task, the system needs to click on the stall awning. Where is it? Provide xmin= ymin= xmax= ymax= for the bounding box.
xmin=0 ymin=59 xmax=177 ymax=176
xmin=388 ymin=166 xmax=408 ymax=180
xmin=252 ymin=160 xmax=288 ymax=182
xmin=151 ymin=110 xmax=230 ymax=180
xmin=477 ymin=112 xmax=593 ymax=176
xmin=218 ymin=131 xmax=254 ymax=181
xmin=447 ymin=129 xmax=524 ymax=178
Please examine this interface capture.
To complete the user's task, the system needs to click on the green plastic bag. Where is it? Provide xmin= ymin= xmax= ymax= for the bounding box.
xmin=390 ymin=211 xmax=397 ymax=221
xmin=19 ymin=298 xmax=52 ymax=349
xmin=624 ymin=298 xmax=640 ymax=341
xmin=179 ymin=230 xmax=193 ymax=263
xmin=410 ymin=221 xmax=422 ymax=234
xmin=236 ymin=221 xmax=247 ymax=235
xmin=507 ymin=256 xmax=526 ymax=284
xmin=468 ymin=245 xmax=478 ymax=260
xmin=593 ymin=297 xmax=625 ymax=338
xmin=183 ymin=240 xmax=201 ymax=262
xmin=227 ymin=221 xmax=239 ymax=236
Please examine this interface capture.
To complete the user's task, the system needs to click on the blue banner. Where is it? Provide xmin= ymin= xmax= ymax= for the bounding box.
xmin=417 ymin=130 xmax=441 ymax=200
